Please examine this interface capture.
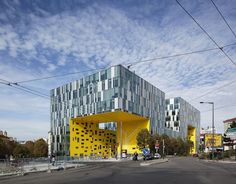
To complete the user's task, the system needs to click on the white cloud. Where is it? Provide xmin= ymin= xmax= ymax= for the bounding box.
xmin=0 ymin=0 xmax=236 ymax=140
xmin=0 ymin=117 xmax=49 ymax=141
xmin=57 ymin=56 xmax=66 ymax=66
xmin=47 ymin=63 xmax=57 ymax=71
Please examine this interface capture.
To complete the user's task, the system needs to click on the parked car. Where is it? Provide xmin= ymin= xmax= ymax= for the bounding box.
xmin=143 ymin=154 xmax=153 ymax=160
xmin=154 ymin=153 xmax=161 ymax=159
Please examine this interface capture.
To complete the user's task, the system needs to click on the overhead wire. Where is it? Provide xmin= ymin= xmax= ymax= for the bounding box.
xmin=10 ymin=85 xmax=50 ymax=100
xmin=201 ymin=103 xmax=236 ymax=113
xmin=14 ymin=43 xmax=236 ymax=84
xmin=2 ymin=1 xmax=236 ymax=105
xmin=1 ymin=42 xmax=236 ymax=103
xmin=189 ymin=78 xmax=236 ymax=102
xmin=0 ymin=78 xmax=50 ymax=99
xmin=16 ymin=68 xmax=106 ymax=84
xmin=176 ymin=0 xmax=236 ymax=67
xmin=210 ymin=0 xmax=236 ymax=39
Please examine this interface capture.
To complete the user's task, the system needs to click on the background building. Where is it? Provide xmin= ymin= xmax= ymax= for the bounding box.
xmin=223 ymin=117 xmax=236 ymax=151
xmin=223 ymin=117 xmax=236 ymax=133
xmin=165 ymin=97 xmax=200 ymax=154
xmin=50 ymin=65 xmax=165 ymax=156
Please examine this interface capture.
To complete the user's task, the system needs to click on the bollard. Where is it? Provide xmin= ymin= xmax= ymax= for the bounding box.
xmin=47 ymin=160 xmax=51 ymax=173
xmin=64 ymin=156 xmax=66 ymax=170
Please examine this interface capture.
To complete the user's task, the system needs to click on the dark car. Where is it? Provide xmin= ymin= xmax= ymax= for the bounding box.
xmin=143 ymin=154 xmax=154 ymax=160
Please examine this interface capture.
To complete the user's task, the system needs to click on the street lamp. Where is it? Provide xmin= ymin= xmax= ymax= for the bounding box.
xmin=200 ymin=101 xmax=215 ymax=159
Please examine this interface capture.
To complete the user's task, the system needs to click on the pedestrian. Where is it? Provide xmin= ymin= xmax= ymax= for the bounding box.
xmin=133 ymin=152 xmax=138 ymax=161
xmin=52 ymin=155 xmax=55 ymax=166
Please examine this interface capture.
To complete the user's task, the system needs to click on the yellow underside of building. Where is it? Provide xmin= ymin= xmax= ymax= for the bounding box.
xmin=187 ymin=125 xmax=197 ymax=154
xmin=70 ymin=111 xmax=150 ymax=158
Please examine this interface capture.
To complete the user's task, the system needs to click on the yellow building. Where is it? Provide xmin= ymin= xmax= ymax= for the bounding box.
xmin=70 ymin=111 xmax=150 ymax=158
xmin=187 ymin=125 xmax=197 ymax=154
xmin=70 ymin=121 xmax=116 ymax=157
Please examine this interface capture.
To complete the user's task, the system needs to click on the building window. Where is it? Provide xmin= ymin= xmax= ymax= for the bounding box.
xmin=174 ymin=104 xmax=179 ymax=109
xmin=174 ymin=121 xmax=179 ymax=127
xmin=174 ymin=98 xmax=179 ymax=104
xmin=102 ymin=81 xmax=105 ymax=90
xmin=176 ymin=116 xmax=179 ymax=121
xmin=166 ymin=99 xmax=170 ymax=104
xmin=108 ymin=79 xmax=112 ymax=89
xmin=165 ymin=116 xmax=171 ymax=121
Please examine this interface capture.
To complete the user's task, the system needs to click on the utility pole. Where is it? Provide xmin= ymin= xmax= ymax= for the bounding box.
xmin=162 ymin=139 xmax=165 ymax=159
xmin=200 ymin=101 xmax=215 ymax=159
xmin=212 ymin=103 xmax=215 ymax=160
xmin=120 ymin=121 xmax=122 ymax=159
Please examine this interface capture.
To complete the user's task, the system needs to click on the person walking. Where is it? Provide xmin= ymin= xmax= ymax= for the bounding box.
xmin=52 ymin=155 xmax=55 ymax=166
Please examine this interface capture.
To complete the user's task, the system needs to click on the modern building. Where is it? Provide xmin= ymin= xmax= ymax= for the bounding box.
xmin=70 ymin=116 xmax=117 ymax=158
xmin=224 ymin=128 xmax=236 ymax=150
xmin=165 ymin=97 xmax=200 ymax=154
xmin=50 ymin=65 xmax=165 ymax=156
xmin=48 ymin=131 xmax=52 ymax=156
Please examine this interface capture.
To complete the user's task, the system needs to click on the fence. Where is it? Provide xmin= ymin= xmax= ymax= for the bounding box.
xmin=0 ymin=157 xmax=86 ymax=176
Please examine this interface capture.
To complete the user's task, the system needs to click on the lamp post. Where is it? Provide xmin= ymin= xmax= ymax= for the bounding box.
xmin=200 ymin=101 xmax=215 ymax=159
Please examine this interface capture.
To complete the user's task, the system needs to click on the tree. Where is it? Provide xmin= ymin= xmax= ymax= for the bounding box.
xmin=230 ymin=121 xmax=236 ymax=128
xmin=136 ymin=130 xmax=196 ymax=156
xmin=148 ymin=134 xmax=160 ymax=154
xmin=24 ymin=141 xmax=35 ymax=157
xmin=0 ymin=139 xmax=8 ymax=158
xmin=136 ymin=129 xmax=151 ymax=150
xmin=13 ymin=144 xmax=30 ymax=158
xmin=33 ymin=139 xmax=48 ymax=157
xmin=0 ymin=136 xmax=17 ymax=159
xmin=160 ymin=134 xmax=171 ymax=155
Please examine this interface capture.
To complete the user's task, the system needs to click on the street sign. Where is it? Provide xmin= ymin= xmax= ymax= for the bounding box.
xmin=155 ymin=144 xmax=160 ymax=149
xmin=155 ymin=140 xmax=160 ymax=149
xmin=205 ymin=134 xmax=222 ymax=147
xmin=142 ymin=148 xmax=150 ymax=156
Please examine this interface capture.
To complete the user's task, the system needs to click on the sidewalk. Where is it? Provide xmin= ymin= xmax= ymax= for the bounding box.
xmin=203 ymin=159 xmax=236 ymax=164
xmin=0 ymin=162 xmax=86 ymax=177
xmin=0 ymin=158 xmax=127 ymax=177
xmin=140 ymin=158 xmax=168 ymax=166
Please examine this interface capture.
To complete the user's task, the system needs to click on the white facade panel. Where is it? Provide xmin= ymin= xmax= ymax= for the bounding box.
xmin=97 ymin=81 xmax=102 ymax=92
xmin=114 ymin=98 xmax=119 ymax=109
xmin=105 ymin=79 xmax=108 ymax=90
xmin=111 ymin=67 xmax=115 ymax=78
xmin=101 ymin=91 xmax=104 ymax=101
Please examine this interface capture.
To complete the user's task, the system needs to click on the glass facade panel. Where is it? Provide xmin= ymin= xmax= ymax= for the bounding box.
xmin=165 ymin=97 xmax=200 ymax=145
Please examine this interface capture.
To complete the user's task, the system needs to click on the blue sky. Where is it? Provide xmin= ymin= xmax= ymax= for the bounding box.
xmin=0 ymin=0 xmax=236 ymax=140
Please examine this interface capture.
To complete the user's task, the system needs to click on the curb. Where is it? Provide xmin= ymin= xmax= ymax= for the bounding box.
xmin=202 ymin=159 xmax=236 ymax=164
xmin=140 ymin=159 xmax=168 ymax=166
xmin=0 ymin=164 xmax=86 ymax=178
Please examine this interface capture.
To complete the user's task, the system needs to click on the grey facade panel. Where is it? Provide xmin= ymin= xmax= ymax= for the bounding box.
xmin=165 ymin=97 xmax=200 ymax=146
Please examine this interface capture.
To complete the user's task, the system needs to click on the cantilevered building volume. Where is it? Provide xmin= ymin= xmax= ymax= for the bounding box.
xmin=50 ymin=65 xmax=200 ymax=157
xmin=50 ymin=65 xmax=165 ymax=156
xmin=165 ymin=97 xmax=200 ymax=154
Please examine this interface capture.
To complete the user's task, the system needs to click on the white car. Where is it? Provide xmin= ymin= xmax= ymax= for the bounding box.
xmin=154 ymin=153 xmax=161 ymax=159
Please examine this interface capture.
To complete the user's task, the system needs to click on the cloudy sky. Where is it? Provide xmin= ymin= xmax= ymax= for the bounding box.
xmin=0 ymin=0 xmax=236 ymax=140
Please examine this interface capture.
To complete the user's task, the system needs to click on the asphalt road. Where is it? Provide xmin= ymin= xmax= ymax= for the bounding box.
xmin=1 ymin=157 xmax=236 ymax=184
